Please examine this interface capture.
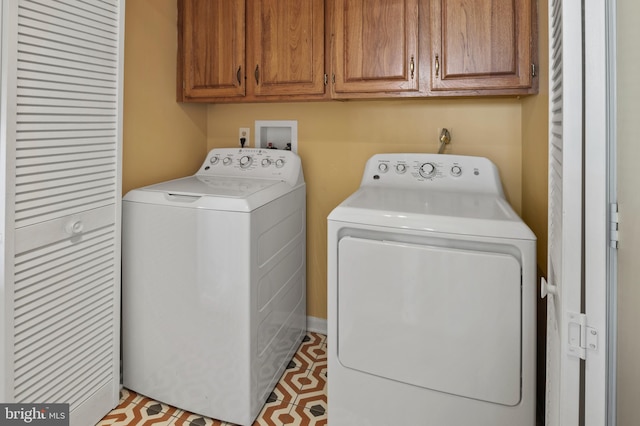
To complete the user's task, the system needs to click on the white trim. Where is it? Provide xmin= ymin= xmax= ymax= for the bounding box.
xmin=584 ymin=0 xmax=609 ymax=424
xmin=307 ymin=316 xmax=327 ymax=335
xmin=606 ymin=2 xmax=618 ymax=425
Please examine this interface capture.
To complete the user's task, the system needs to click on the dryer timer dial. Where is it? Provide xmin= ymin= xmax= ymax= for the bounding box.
xmin=419 ymin=162 xmax=437 ymax=178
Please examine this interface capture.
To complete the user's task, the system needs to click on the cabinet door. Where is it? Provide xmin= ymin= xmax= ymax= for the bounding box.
xmin=430 ymin=0 xmax=535 ymax=93
xmin=181 ymin=0 xmax=245 ymax=99
xmin=249 ymin=0 xmax=326 ymax=98
xmin=333 ymin=0 xmax=420 ymax=95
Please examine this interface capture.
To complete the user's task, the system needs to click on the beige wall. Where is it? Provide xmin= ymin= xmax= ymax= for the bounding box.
xmin=616 ymin=0 xmax=640 ymax=423
xmin=206 ymin=100 xmax=525 ymax=319
xmin=123 ymin=0 xmax=207 ymax=195
xmin=522 ymin=0 xmax=549 ymax=275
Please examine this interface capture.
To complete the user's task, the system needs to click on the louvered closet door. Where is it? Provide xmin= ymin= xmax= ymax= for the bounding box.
xmin=7 ymin=1 xmax=123 ymax=424
xmin=545 ymin=0 xmax=583 ymax=425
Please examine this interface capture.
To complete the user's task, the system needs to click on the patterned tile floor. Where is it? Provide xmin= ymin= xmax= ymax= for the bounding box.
xmin=98 ymin=332 xmax=327 ymax=426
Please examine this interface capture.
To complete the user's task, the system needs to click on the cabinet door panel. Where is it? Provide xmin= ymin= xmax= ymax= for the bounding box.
xmin=334 ymin=0 xmax=419 ymax=94
xmin=431 ymin=0 xmax=533 ymax=92
xmin=182 ymin=0 xmax=245 ymax=99
xmin=250 ymin=0 xmax=325 ymax=97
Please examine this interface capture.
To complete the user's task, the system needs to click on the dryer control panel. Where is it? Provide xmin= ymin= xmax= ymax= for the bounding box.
xmin=362 ymin=153 xmax=504 ymax=196
xmin=197 ymin=148 xmax=304 ymax=187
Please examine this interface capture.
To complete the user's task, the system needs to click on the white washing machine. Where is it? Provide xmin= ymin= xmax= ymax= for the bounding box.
xmin=122 ymin=148 xmax=306 ymax=426
xmin=328 ymin=153 xmax=536 ymax=426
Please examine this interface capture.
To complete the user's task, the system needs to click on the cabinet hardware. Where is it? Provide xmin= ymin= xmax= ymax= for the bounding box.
xmin=237 ymin=66 xmax=242 ymax=85
xmin=531 ymin=63 xmax=536 ymax=77
xmin=435 ymin=54 xmax=440 ymax=77
xmin=324 ymin=74 xmax=328 ymax=86
xmin=255 ymin=65 xmax=260 ymax=85
xmin=410 ymin=55 xmax=415 ymax=80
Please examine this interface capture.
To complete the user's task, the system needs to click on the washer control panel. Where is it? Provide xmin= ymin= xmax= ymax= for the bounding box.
xmin=362 ymin=153 xmax=504 ymax=195
xmin=197 ymin=148 xmax=303 ymax=186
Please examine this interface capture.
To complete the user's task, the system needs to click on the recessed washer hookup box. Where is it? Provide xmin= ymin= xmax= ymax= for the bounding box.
xmin=255 ymin=120 xmax=298 ymax=152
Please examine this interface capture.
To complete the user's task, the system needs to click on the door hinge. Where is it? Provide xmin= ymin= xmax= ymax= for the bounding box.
xmin=610 ymin=203 xmax=619 ymax=248
xmin=531 ymin=63 xmax=536 ymax=77
xmin=567 ymin=312 xmax=598 ymax=360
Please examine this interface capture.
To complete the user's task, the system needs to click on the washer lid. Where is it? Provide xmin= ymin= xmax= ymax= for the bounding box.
xmin=328 ymin=186 xmax=535 ymax=240
xmin=123 ymin=176 xmax=297 ymax=212
xmin=142 ymin=175 xmax=280 ymax=198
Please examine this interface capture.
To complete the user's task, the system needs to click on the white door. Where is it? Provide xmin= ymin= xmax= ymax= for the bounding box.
xmin=545 ymin=0 xmax=584 ymax=423
xmin=545 ymin=0 xmax=610 ymax=425
xmin=0 ymin=1 xmax=124 ymax=424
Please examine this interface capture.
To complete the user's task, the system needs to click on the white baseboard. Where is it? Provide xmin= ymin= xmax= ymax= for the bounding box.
xmin=306 ymin=316 xmax=327 ymax=335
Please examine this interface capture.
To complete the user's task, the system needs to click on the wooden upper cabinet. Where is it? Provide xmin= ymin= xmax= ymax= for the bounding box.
xmin=180 ymin=0 xmax=245 ymax=99
xmin=429 ymin=0 xmax=537 ymax=94
xmin=333 ymin=0 xmax=421 ymax=96
xmin=178 ymin=0 xmax=327 ymax=102
xmin=177 ymin=0 xmax=538 ymax=101
xmin=248 ymin=0 xmax=326 ymax=98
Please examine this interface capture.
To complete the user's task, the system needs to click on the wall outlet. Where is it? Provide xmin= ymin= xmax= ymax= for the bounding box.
xmin=239 ymin=127 xmax=250 ymax=147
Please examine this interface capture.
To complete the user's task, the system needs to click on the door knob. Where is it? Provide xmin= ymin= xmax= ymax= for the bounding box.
xmin=65 ymin=220 xmax=84 ymax=235
xmin=540 ymin=277 xmax=557 ymax=299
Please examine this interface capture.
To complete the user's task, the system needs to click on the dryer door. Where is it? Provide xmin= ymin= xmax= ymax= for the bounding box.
xmin=337 ymin=237 xmax=522 ymax=406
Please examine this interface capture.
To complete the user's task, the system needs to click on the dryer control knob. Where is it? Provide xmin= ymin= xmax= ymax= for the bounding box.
xmin=275 ymin=159 xmax=285 ymax=168
xmin=378 ymin=163 xmax=389 ymax=173
xmin=209 ymin=156 xmax=220 ymax=165
xmin=261 ymin=158 xmax=272 ymax=167
xmin=223 ymin=157 xmax=232 ymax=166
xmin=451 ymin=165 xmax=462 ymax=177
xmin=239 ymin=155 xmax=253 ymax=168
xmin=419 ymin=162 xmax=436 ymax=178
xmin=396 ymin=163 xmax=407 ymax=174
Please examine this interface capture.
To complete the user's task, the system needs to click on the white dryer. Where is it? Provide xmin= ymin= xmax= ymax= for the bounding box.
xmin=328 ymin=153 xmax=536 ymax=426
xmin=122 ymin=148 xmax=306 ymax=426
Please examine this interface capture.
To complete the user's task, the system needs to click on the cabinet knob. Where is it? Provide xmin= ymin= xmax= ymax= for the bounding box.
xmin=255 ymin=65 xmax=260 ymax=85
xmin=435 ymin=54 xmax=440 ymax=78
xmin=236 ymin=66 xmax=242 ymax=85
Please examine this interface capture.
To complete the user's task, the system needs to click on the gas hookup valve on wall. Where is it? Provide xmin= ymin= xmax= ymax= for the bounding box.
xmin=438 ymin=128 xmax=451 ymax=154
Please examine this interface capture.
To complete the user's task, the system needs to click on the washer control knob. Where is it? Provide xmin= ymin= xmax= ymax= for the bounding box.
xmin=419 ymin=162 xmax=437 ymax=178
xmin=223 ymin=157 xmax=232 ymax=166
xmin=209 ymin=156 xmax=220 ymax=165
xmin=261 ymin=158 xmax=272 ymax=167
xmin=239 ymin=155 xmax=253 ymax=168
xmin=378 ymin=163 xmax=389 ymax=173
xmin=396 ymin=163 xmax=407 ymax=174
xmin=275 ymin=159 xmax=285 ymax=168
xmin=451 ymin=165 xmax=462 ymax=177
